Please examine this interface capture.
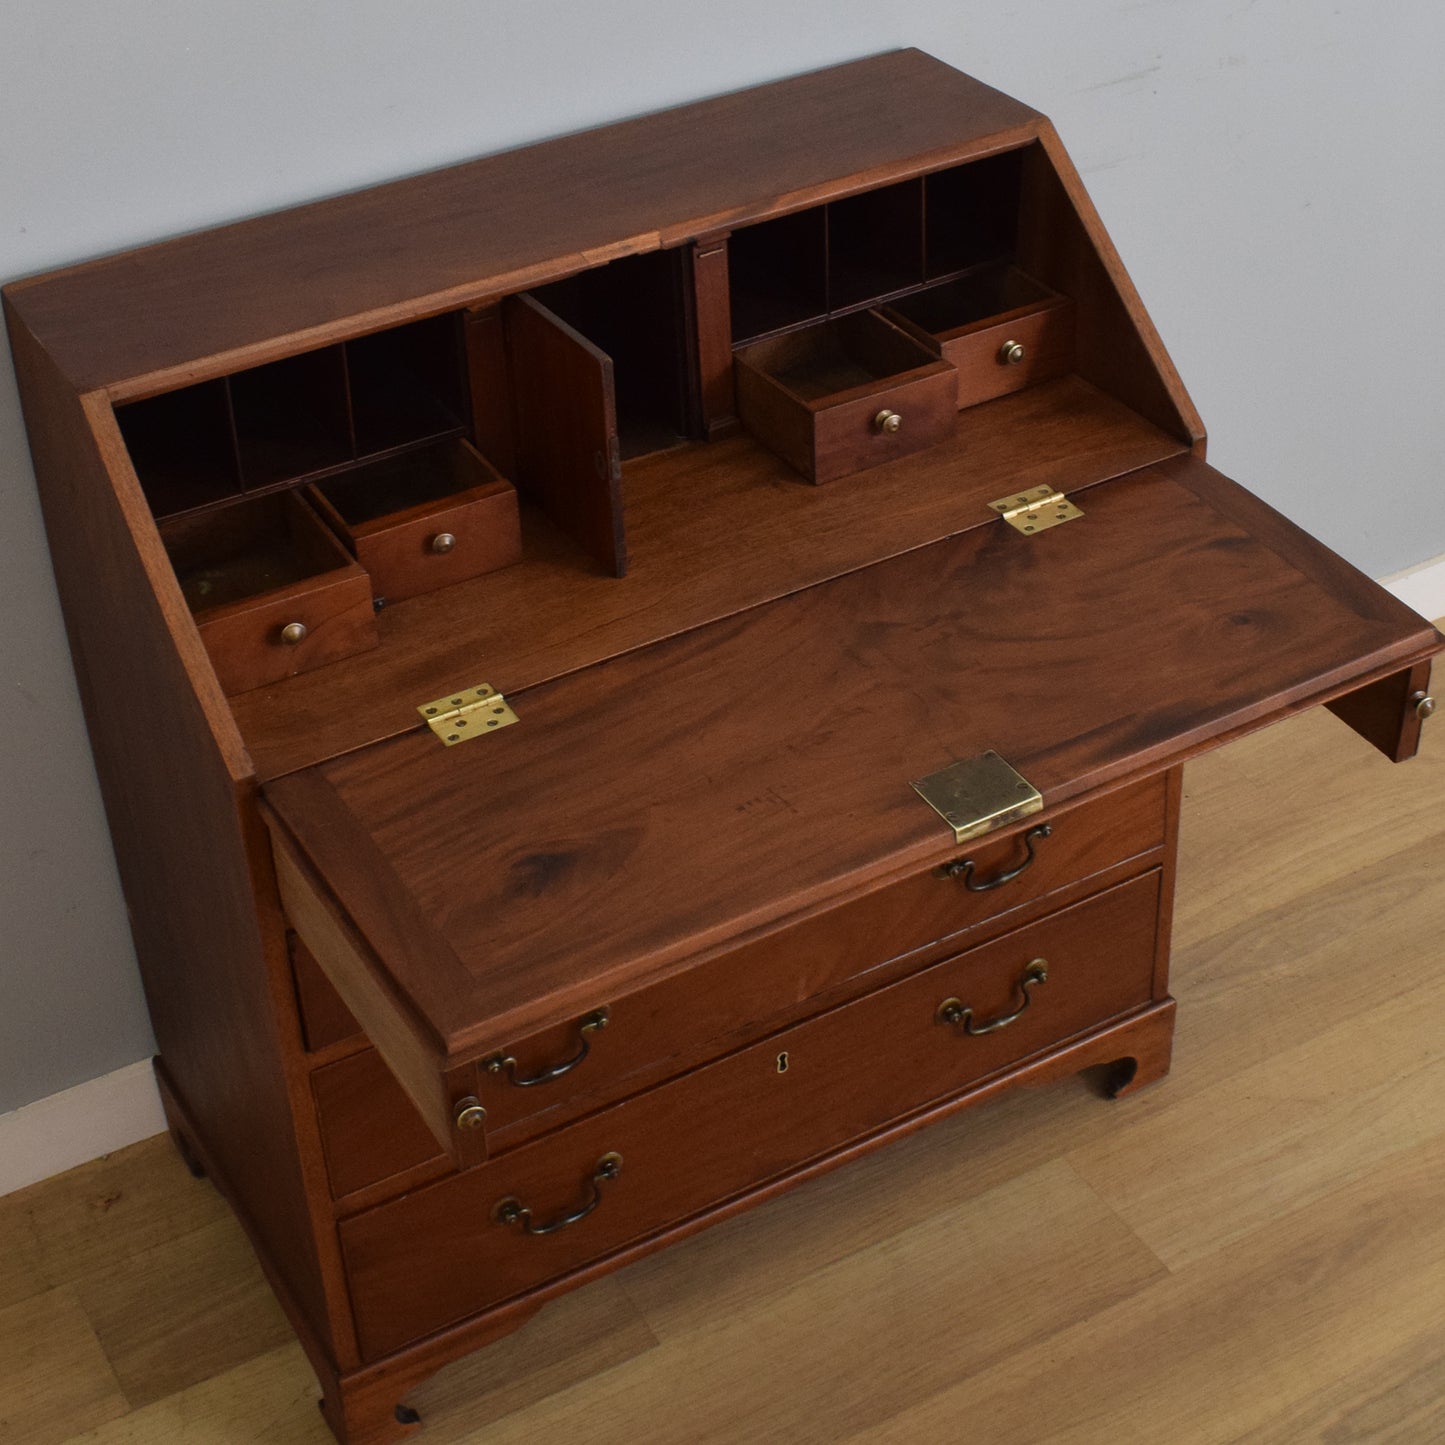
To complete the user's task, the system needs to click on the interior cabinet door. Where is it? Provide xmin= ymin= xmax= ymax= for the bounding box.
xmin=504 ymin=293 xmax=627 ymax=577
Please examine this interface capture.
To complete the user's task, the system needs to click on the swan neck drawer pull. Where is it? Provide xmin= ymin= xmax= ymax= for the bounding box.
xmin=937 ymin=959 xmax=1048 ymax=1037
xmin=492 ymin=1153 xmax=623 ymax=1236
xmin=484 ymin=1007 xmax=610 ymax=1087
xmin=942 ymin=823 xmax=1051 ymax=892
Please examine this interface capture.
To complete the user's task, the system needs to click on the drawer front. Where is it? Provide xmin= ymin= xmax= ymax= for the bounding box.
xmin=349 ymin=480 xmax=521 ymax=603
xmin=938 ymin=298 xmax=1074 ymax=408
xmin=341 ymin=869 xmax=1161 ymax=1358
xmin=196 ymin=570 xmax=375 ymax=694
xmin=468 ymin=774 xmax=1166 ymax=1146
xmin=809 ymin=362 xmax=958 ymax=483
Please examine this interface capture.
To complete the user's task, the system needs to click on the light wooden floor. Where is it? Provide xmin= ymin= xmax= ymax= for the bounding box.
xmin=8 ymin=698 xmax=1445 ymax=1445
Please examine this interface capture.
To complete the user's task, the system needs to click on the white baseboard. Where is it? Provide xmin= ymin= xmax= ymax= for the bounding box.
xmin=6 ymin=555 xmax=1445 ymax=1199
xmin=0 ymin=1059 xmax=165 ymax=1198
xmin=1381 ymin=550 xmax=1445 ymax=623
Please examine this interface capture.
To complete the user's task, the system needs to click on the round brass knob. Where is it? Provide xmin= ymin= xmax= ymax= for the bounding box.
xmin=278 ymin=621 xmax=308 ymax=646
xmin=430 ymin=532 xmax=457 ymax=555
xmin=453 ymin=1097 xmax=487 ymax=1132
xmin=874 ymin=409 xmax=903 ymax=434
xmin=1411 ymin=690 xmax=1435 ymax=720
xmin=999 ymin=340 xmax=1026 ymax=366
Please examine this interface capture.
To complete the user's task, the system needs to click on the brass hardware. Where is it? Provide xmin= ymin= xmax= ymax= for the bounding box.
xmin=937 ymin=959 xmax=1048 ymax=1036
xmin=776 ymin=1051 xmax=790 ymax=1074
xmin=484 ymin=1007 xmax=609 ymax=1087
xmin=999 ymin=339 xmax=1026 ymax=365
xmin=874 ymin=409 xmax=903 ymax=434
xmin=1411 ymin=690 xmax=1435 ymax=720
xmin=492 ymin=1153 xmax=623 ymax=1236
xmin=912 ymin=751 xmax=1044 ymax=844
xmin=453 ymin=1097 xmax=488 ymax=1132
xmin=279 ymin=621 xmax=308 ymax=646
xmin=417 ymin=682 xmax=519 ymax=746
xmin=429 ymin=532 xmax=457 ymax=555
xmin=988 ymin=484 xmax=1083 ymax=535
xmin=944 ymin=823 xmax=1052 ymax=890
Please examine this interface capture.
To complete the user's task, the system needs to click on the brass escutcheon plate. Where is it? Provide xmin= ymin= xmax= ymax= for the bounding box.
xmin=911 ymin=750 xmax=1043 ymax=843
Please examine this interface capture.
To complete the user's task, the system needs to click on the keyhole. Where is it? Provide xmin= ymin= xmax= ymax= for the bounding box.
xmin=776 ymin=1051 xmax=789 ymax=1074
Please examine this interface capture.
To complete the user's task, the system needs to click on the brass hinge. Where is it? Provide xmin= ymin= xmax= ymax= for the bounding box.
xmin=911 ymin=751 xmax=1043 ymax=843
xmin=417 ymin=683 xmax=518 ymax=746
xmin=988 ymin=485 xmax=1083 ymax=535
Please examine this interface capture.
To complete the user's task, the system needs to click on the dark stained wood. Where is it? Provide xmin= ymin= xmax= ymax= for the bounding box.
xmin=233 ymin=376 xmax=1188 ymax=780
xmin=268 ymin=817 xmax=486 ymax=1169
xmin=6 ymin=52 xmax=1046 ymax=398
xmin=264 ymin=458 xmax=1438 ymax=1069
xmin=309 ymin=439 xmax=522 ymax=604
xmin=504 ymin=292 xmax=626 ymax=576
xmin=1325 ymin=659 xmax=1435 ymax=762
xmin=161 ymin=490 xmax=377 ymax=695
xmin=8 ymin=52 xmax=1438 ymax=1445
xmin=3 ymin=308 xmax=340 ymax=1355
xmin=1019 ymin=132 xmax=1205 ymax=450
xmin=733 ymin=309 xmax=958 ymax=482
xmin=690 ymin=239 xmax=736 ymax=434
xmin=316 ymin=999 xmax=1175 ymax=1444
xmin=341 ymin=870 xmax=1161 ymax=1358
xmin=883 ymin=269 xmax=1075 ymax=407
xmin=290 ymin=934 xmax=362 ymax=1053
xmin=313 ymin=1050 xmax=448 ymax=1201
xmin=293 ymin=775 xmax=1165 ymax=1162
xmin=462 ymin=306 xmax=517 ymax=476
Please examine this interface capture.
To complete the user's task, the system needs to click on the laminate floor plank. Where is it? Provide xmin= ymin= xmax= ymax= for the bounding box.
xmin=397 ymin=1278 xmax=658 ymax=1444
xmin=0 ymin=1287 xmax=128 ymax=1445
xmin=58 ymin=1343 xmax=330 ymax=1445
xmin=74 ymin=1215 xmax=293 ymax=1409
xmin=12 ymin=1135 xmax=229 ymax=1295
xmin=845 ymin=1131 xmax=1445 ymax=1445
xmin=472 ymin=1161 xmax=1166 ymax=1445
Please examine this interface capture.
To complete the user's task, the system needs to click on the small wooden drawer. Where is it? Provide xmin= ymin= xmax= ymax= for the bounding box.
xmin=160 ymin=490 xmax=377 ymax=695
xmin=464 ymin=773 xmax=1166 ymax=1150
xmin=340 ymin=869 xmax=1161 ymax=1358
xmin=733 ymin=309 xmax=958 ymax=483
xmin=882 ymin=265 xmax=1074 ymax=408
xmin=309 ymin=438 xmax=521 ymax=604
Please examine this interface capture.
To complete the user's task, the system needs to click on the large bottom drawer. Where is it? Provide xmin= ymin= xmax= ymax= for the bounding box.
xmin=340 ymin=870 xmax=1161 ymax=1358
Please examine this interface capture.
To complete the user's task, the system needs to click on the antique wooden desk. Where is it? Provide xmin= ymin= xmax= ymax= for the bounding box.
xmin=7 ymin=50 xmax=1439 ymax=1445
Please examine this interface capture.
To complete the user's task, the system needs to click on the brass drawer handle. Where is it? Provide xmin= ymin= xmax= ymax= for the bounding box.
xmin=484 ymin=1007 xmax=610 ymax=1087
xmin=943 ymin=823 xmax=1051 ymax=891
xmin=492 ymin=1153 xmax=622 ymax=1237
xmin=874 ymin=408 xmax=903 ymax=434
xmin=937 ymin=959 xmax=1048 ymax=1036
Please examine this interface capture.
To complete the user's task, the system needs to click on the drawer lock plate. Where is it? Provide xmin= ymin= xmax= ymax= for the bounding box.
xmin=417 ymin=683 xmax=519 ymax=746
xmin=988 ymin=484 xmax=1083 ymax=535
xmin=911 ymin=750 xmax=1044 ymax=843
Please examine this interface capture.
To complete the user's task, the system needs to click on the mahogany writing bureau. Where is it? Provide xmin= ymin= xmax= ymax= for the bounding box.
xmin=6 ymin=50 xmax=1440 ymax=1445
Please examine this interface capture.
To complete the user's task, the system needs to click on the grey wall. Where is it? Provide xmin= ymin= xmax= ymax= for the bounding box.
xmin=3 ymin=2 xmax=1443 ymax=1114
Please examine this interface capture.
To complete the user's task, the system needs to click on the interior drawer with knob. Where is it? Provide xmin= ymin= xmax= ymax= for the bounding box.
xmin=276 ymin=772 xmax=1168 ymax=1180
xmin=308 ymin=436 xmax=521 ymax=604
xmin=159 ymin=489 xmax=377 ymax=695
xmin=733 ymin=309 xmax=958 ymax=483
xmin=339 ymin=868 xmax=1161 ymax=1359
xmin=881 ymin=264 xmax=1074 ymax=409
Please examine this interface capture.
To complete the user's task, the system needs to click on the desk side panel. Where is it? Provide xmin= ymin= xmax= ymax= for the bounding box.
xmin=4 ymin=305 xmax=349 ymax=1362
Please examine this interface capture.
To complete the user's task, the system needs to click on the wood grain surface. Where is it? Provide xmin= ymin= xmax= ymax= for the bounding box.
xmin=265 ymin=457 xmax=1438 ymax=1061
xmin=5 ymin=52 xmax=1042 ymax=396
xmin=236 ymin=375 xmax=1186 ymax=780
